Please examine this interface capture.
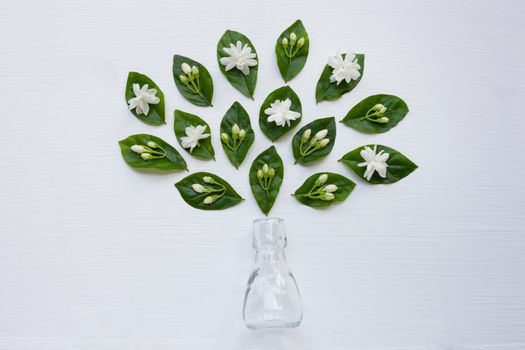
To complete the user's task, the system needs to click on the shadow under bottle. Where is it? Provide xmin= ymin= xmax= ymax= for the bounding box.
xmin=243 ymin=218 xmax=303 ymax=330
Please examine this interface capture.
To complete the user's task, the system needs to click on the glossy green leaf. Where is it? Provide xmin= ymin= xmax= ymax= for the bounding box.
xmin=341 ymin=94 xmax=409 ymax=133
xmin=292 ymin=117 xmax=336 ymax=165
xmin=175 ymin=172 xmax=243 ymax=210
xmin=275 ymin=19 xmax=309 ymax=82
xmin=173 ymin=110 xmax=215 ymax=160
xmin=172 ymin=54 xmax=214 ymax=107
xmin=220 ymin=102 xmax=255 ymax=169
xmin=249 ymin=146 xmax=284 ymax=215
xmin=125 ymin=72 xmax=165 ymax=125
xmin=118 ymin=134 xmax=187 ymax=171
xmin=217 ymin=30 xmax=258 ymax=98
xmin=293 ymin=172 xmax=356 ymax=208
xmin=259 ymin=86 xmax=302 ymax=141
xmin=315 ymin=53 xmax=365 ymax=103
xmin=339 ymin=144 xmax=417 ymax=184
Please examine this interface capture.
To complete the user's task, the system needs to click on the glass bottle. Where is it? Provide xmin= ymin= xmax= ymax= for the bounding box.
xmin=243 ymin=218 xmax=303 ymax=329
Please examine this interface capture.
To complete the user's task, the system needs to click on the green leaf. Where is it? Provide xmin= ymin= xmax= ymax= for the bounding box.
xmin=292 ymin=117 xmax=336 ymax=165
xmin=339 ymin=144 xmax=417 ymax=184
xmin=259 ymin=85 xmax=302 ymax=141
xmin=249 ymin=146 xmax=284 ymax=215
xmin=118 ymin=134 xmax=187 ymax=171
xmin=175 ymin=172 xmax=243 ymax=210
xmin=220 ymin=102 xmax=255 ymax=169
xmin=340 ymin=94 xmax=409 ymax=133
xmin=172 ymin=54 xmax=214 ymax=107
xmin=315 ymin=53 xmax=365 ymax=103
xmin=125 ymin=72 xmax=165 ymax=125
xmin=293 ymin=172 xmax=356 ymax=208
xmin=217 ymin=30 xmax=258 ymax=98
xmin=173 ymin=110 xmax=215 ymax=160
xmin=275 ymin=19 xmax=309 ymax=82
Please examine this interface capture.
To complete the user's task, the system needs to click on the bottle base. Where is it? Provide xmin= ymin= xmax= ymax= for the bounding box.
xmin=245 ymin=319 xmax=302 ymax=330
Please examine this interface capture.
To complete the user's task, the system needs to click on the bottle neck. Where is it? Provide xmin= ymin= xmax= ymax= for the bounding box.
xmin=255 ymin=248 xmax=286 ymax=264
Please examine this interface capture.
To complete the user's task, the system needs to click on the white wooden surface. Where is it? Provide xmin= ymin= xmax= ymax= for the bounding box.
xmin=1 ymin=0 xmax=525 ymax=349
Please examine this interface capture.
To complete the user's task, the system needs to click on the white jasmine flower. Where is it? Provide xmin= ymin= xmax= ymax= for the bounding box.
xmin=321 ymin=192 xmax=335 ymax=201
xmin=302 ymin=129 xmax=311 ymax=141
xmin=327 ymin=52 xmax=361 ymax=85
xmin=314 ymin=129 xmax=328 ymax=140
xmin=146 ymin=141 xmax=158 ymax=148
xmin=192 ymin=184 xmax=206 ymax=193
xmin=141 ymin=153 xmax=153 ymax=160
xmin=203 ymin=195 xmax=216 ymax=204
xmin=317 ymin=139 xmax=330 ymax=148
xmin=324 ymin=184 xmax=338 ymax=193
xmin=180 ymin=125 xmax=210 ymax=153
xmin=265 ymin=98 xmax=301 ymax=127
xmin=127 ymin=83 xmax=160 ymax=116
xmin=181 ymin=63 xmax=192 ymax=75
xmin=131 ymin=145 xmax=145 ymax=154
xmin=358 ymin=145 xmax=390 ymax=181
xmin=316 ymin=174 xmax=328 ymax=186
xmin=203 ymin=176 xmax=214 ymax=184
xmin=220 ymin=41 xmax=258 ymax=75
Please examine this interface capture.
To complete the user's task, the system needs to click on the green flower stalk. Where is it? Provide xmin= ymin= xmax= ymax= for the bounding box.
xmin=281 ymin=31 xmax=306 ymax=64
xmin=361 ymin=104 xmax=389 ymax=124
xmin=221 ymin=123 xmax=247 ymax=155
xmin=296 ymin=128 xmax=330 ymax=162
xmin=130 ymin=142 xmax=167 ymax=161
xmin=302 ymin=173 xmax=338 ymax=201
xmin=191 ymin=176 xmax=227 ymax=205
xmin=257 ymin=163 xmax=275 ymax=196
xmin=178 ymin=62 xmax=211 ymax=106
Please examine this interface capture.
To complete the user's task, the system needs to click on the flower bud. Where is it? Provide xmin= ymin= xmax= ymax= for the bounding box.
xmin=192 ymin=183 xmax=206 ymax=193
xmin=257 ymin=169 xmax=263 ymax=180
xmin=262 ymin=164 xmax=269 ymax=176
xmin=268 ymin=167 xmax=275 ymax=178
xmin=290 ymin=32 xmax=297 ymax=44
xmin=232 ymin=123 xmax=240 ymax=138
xmin=131 ymin=145 xmax=145 ymax=154
xmin=375 ymin=117 xmax=390 ymax=124
xmin=221 ymin=132 xmax=229 ymax=143
xmin=203 ymin=195 xmax=216 ymax=204
xmin=379 ymin=106 xmax=387 ymax=114
xmin=146 ymin=141 xmax=158 ymax=149
xmin=179 ymin=74 xmax=188 ymax=85
xmin=324 ymin=184 xmax=338 ymax=193
xmin=373 ymin=103 xmax=384 ymax=111
xmin=314 ymin=129 xmax=328 ymax=140
xmin=191 ymin=65 xmax=199 ymax=76
xmin=321 ymin=192 xmax=335 ymax=201
xmin=317 ymin=138 xmax=330 ymax=148
xmin=141 ymin=153 xmax=153 ymax=160
xmin=297 ymin=37 xmax=305 ymax=48
xmin=239 ymin=129 xmax=246 ymax=140
xmin=282 ymin=37 xmax=288 ymax=48
xmin=316 ymin=173 xmax=328 ymax=186
xmin=301 ymin=128 xmax=311 ymax=142
xmin=181 ymin=63 xmax=192 ymax=75
xmin=203 ymin=176 xmax=214 ymax=184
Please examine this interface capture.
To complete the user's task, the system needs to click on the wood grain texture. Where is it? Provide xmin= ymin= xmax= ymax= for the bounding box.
xmin=1 ymin=0 xmax=524 ymax=349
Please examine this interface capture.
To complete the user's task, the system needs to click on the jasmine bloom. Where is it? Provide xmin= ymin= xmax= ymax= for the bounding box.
xmin=327 ymin=52 xmax=361 ymax=85
xmin=220 ymin=41 xmax=257 ymax=75
xmin=127 ymin=83 xmax=160 ymax=116
xmin=358 ymin=145 xmax=389 ymax=181
xmin=180 ymin=125 xmax=210 ymax=153
xmin=265 ymin=98 xmax=301 ymax=127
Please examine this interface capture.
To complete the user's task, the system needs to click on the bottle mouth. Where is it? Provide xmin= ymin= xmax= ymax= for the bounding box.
xmin=253 ymin=217 xmax=284 ymax=225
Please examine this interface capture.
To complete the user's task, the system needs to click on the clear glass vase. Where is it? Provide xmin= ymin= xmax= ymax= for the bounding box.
xmin=243 ymin=218 xmax=303 ymax=329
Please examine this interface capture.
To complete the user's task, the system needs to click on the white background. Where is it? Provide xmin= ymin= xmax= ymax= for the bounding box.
xmin=1 ymin=0 xmax=524 ymax=349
